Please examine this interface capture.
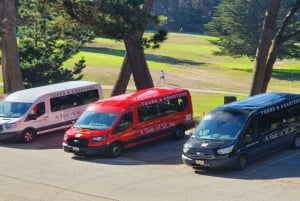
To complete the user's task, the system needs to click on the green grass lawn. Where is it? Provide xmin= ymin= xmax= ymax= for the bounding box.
xmin=62 ymin=33 xmax=300 ymax=119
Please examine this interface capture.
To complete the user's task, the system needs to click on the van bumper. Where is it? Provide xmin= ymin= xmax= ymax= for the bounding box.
xmin=63 ymin=143 xmax=108 ymax=156
xmin=0 ymin=131 xmax=22 ymax=141
xmin=182 ymin=154 xmax=238 ymax=169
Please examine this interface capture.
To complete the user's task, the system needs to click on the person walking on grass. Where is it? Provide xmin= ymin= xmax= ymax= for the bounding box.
xmin=160 ymin=70 xmax=166 ymax=82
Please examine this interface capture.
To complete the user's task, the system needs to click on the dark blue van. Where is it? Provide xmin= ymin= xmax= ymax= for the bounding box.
xmin=182 ymin=93 xmax=300 ymax=170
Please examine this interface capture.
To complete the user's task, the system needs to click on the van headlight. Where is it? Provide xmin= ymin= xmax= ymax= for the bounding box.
xmin=92 ymin=135 xmax=106 ymax=142
xmin=5 ymin=122 xmax=19 ymax=129
xmin=183 ymin=144 xmax=191 ymax=153
xmin=217 ymin=145 xmax=234 ymax=155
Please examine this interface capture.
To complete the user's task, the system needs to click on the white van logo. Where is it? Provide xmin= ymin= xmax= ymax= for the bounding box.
xmin=264 ymin=127 xmax=297 ymax=142
xmin=201 ymin=142 xmax=209 ymax=147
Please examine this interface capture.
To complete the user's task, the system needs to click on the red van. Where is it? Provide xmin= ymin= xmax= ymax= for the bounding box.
xmin=63 ymin=87 xmax=194 ymax=157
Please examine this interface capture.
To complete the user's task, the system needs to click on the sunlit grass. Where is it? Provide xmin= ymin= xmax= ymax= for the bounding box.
xmin=62 ymin=33 xmax=300 ymax=117
xmin=1 ymin=33 xmax=300 ymax=117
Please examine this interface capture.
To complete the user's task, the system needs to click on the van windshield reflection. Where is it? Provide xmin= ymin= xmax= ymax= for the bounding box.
xmin=0 ymin=101 xmax=32 ymax=118
xmin=193 ymin=110 xmax=247 ymax=140
xmin=74 ymin=111 xmax=119 ymax=130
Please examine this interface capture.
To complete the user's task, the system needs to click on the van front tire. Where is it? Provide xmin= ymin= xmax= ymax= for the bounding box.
xmin=21 ymin=129 xmax=35 ymax=143
xmin=109 ymin=143 xmax=123 ymax=158
xmin=235 ymin=155 xmax=248 ymax=171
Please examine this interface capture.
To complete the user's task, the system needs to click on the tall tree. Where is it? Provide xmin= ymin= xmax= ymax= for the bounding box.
xmin=250 ymin=0 xmax=281 ymax=95
xmin=62 ymin=0 xmax=167 ymax=96
xmin=17 ymin=0 xmax=93 ymax=88
xmin=206 ymin=0 xmax=300 ymax=95
xmin=251 ymin=0 xmax=300 ymax=95
xmin=0 ymin=0 xmax=24 ymax=93
xmin=111 ymin=0 xmax=156 ymax=95
xmin=206 ymin=0 xmax=267 ymax=57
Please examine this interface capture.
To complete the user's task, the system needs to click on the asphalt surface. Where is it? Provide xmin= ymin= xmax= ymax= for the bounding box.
xmin=0 ymin=131 xmax=299 ymax=201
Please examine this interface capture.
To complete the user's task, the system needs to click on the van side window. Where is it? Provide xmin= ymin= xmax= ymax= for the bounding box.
xmin=244 ymin=119 xmax=259 ymax=140
xmin=50 ymin=89 xmax=99 ymax=112
xmin=113 ymin=112 xmax=133 ymax=133
xmin=138 ymin=96 xmax=188 ymax=122
xmin=283 ymin=104 xmax=300 ymax=122
xmin=36 ymin=102 xmax=45 ymax=117
xmin=256 ymin=104 xmax=300 ymax=133
xmin=177 ymin=97 xmax=187 ymax=112
xmin=25 ymin=102 xmax=45 ymax=121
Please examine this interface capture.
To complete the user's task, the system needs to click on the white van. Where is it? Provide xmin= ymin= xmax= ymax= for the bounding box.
xmin=0 ymin=81 xmax=102 ymax=143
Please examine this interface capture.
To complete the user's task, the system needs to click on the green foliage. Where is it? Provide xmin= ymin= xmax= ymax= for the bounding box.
xmin=62 ymin=0 xmax=167 ymax=48
xmin=206 ymin=0 xmax=300 ymax=59
xmin=206 ymin=0 xmax=267 ymax=57
xmin=17 ymin=0 xmax=94 ymax=88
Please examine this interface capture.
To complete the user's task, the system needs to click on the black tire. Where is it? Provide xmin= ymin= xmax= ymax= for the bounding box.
xmin=109 ymin=142 xmax=123 ymax=158
xmin=21 ymin=129 xmax=35 ymax=143
xmin=173 ymin=126 xmax=185 ymax=140
xmin=235 ymin=155 xmax=248 ymax=171
xmin=292 ymin=134 xmax=300 ymax=149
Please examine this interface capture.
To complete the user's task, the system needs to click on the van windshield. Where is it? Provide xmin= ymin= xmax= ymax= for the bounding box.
xmin=193 ymin=110 xmax=248 ymax=140
xmin=0 ymin=101 xmax=32 ymax=118
xmin=74 ymin=111 xmax=119 ymax=130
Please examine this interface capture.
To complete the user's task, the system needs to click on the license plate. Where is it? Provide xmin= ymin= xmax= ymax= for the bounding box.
xmin=196 ymin=160 xmax=205 ymax=165
xmin=72 ymin=147 xmax=80 ymax=152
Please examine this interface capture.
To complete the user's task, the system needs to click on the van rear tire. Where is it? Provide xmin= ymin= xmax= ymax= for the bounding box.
xmin=21 ymin=129 xmax=35 ymax=143
xmin=109 ymin=143 xmax=123 ymax=158
xmin=173 ymin=126 xmax=185 ymax=140
xmin=293 ymin=134 xmax=300 ymax=149
xmin=235 ymin=155 xmax=248 ymax=171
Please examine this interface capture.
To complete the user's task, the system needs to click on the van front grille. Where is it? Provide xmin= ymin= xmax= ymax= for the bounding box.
xmin=67 ymin=138 xmax=88 ymax=148
xmin=187 ymin=149 xmax=216 ymax=160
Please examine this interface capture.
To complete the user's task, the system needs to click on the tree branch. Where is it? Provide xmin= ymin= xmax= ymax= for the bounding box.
xmin=275 ymin=3 xmax=300 ymax=42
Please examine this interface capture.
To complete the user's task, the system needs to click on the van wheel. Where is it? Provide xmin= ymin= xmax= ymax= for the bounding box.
xmin=173 ymin=126 xmax=185 ymax=140
xmin=21 ymin=129 xmax=35 ymax=143
xmin=109 ymin=143 xmax=123 ymax=158
xmin=235 ymin=155 xmax=248 ymax=171
xmin=293 ymin=134 xmax=300 ymax=149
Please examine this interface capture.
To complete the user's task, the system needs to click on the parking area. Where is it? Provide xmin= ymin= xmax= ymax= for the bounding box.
xmin=0 ymin=131 xmax=300 ymax=201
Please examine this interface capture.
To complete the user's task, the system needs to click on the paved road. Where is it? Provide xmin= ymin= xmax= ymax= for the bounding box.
xmin=0 ymin=131 xmax=299 ymax=201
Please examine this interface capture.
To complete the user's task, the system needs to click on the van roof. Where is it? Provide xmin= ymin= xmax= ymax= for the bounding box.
xmin=89 ymin=87 xmax=189 ymax=112
xmin=220 ymin=92 xmax=300 ymax=112
xmin=4 ymin=81 xmax=100 ymax=103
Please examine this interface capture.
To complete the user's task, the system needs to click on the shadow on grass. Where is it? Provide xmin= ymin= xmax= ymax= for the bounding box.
xmin=272 ymin=69 xmax=300 ymax=81
xmin=82 ymin=46 xmax=204 ymax=66
xmin=233 ymin=68 xmax=300 ymax=81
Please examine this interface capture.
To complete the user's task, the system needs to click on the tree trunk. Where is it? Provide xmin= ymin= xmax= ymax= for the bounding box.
xmin=261 ymin=39 xmax=281 ymax=92
xmin=249 ymin=0 xmax=281 ymax=96
xmin=124 ymin=37 xmax=154 ymax=90
xmin=110 ymin=54 xmax=132 ymax=96
xmin=0 ymin=0 xmax=24 ymax=94
xmin=111 ymin=0 xmax=155 ymax=96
